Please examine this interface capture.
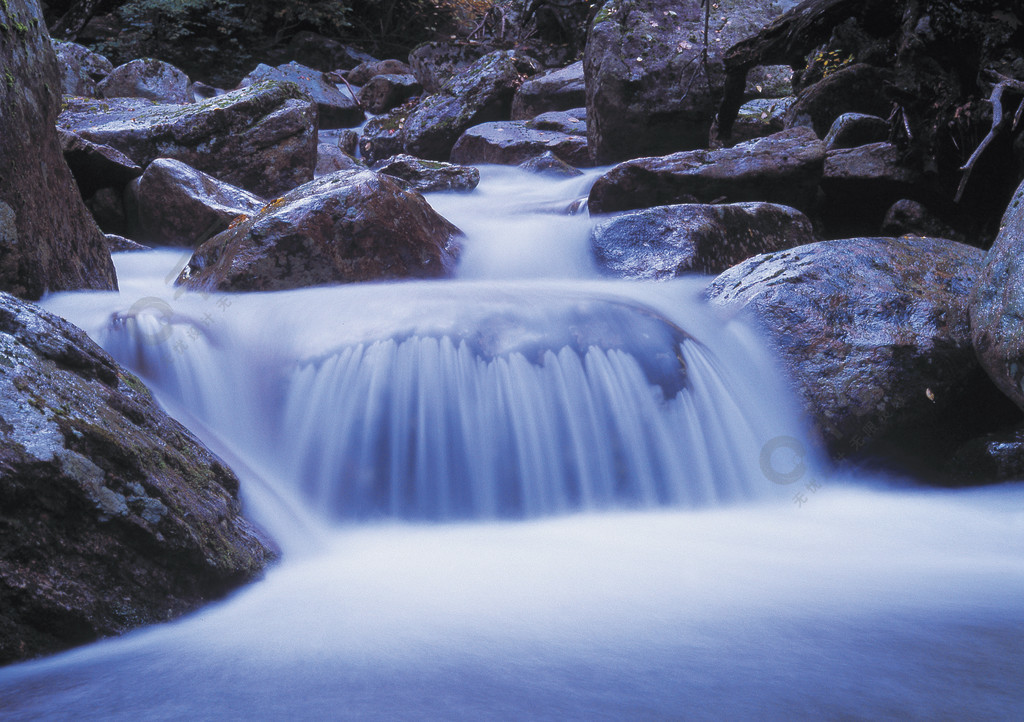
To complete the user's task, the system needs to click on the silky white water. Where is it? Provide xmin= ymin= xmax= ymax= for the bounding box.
xmin=2 ymin=167 xmax=1022 ymax=719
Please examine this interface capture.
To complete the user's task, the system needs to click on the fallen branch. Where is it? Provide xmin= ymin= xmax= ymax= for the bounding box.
xmin=955 ymin=72 xmax=1024 ymax=203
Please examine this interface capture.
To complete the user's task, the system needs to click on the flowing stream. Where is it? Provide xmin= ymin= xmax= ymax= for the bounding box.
xmin=2 ymin=167 xmax=1023 ymax=719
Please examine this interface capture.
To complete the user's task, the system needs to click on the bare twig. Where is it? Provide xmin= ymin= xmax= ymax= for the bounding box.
xmin=956 ymin=72 xmax=1024 ymax=203
xmin=339 ymin=76 xmax=363 ymax=111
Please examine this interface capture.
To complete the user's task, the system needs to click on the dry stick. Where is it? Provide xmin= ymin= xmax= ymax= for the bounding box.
xmin=955 ymin=75 xmax=1024 ymax=203
xmin=340 ymin=76 xmax=363 ymax=111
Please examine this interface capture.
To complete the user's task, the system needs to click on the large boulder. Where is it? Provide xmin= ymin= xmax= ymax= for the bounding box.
xmin=588 ymin=127 xmax=825 ymax=215
xmin=178 ymin=170 xmax=462 ymax=292
xmin=970 ymin=177 xmax=1024 ymax=412
xmin=240 ymin=62 xmax=363 ymax=129
xmin=356 ymin=73 xmax=423 ymax=114
xmin=823 ymin=112 xmax=890 ymax=151
xmin=584 ymin=0 xmax=786 ymax=164
xmin=132 ymin=159 xmax=266 ymax=247
xmin=707 ymin=236 xmax=1008 ymax=459
xmin=371 ymin=155 xmax=479 ymax=193
xmin=0 ymin=0 xmax=116 ymax=300
xmin=0 ymin=293 xmax=274 ymax=665
xmin=450 ymin=121 xmax=589 ymax=167
xmin=347 ymin=58 xmax=414 ymax=85
xmin=511 ymin=60 xmax=585 ymax=120
xmin=408 ymin=41 xmax=492 ymax=93
xmin=592 ymin=202 xmax=817 ymax=279
xmin=52 ymin=40 xmax=113 ymax=98
xmin=98 ymin=58 xmax=192 ymax=104
xmin=58 ymin=81 xmax=317 ymax=198
xmin=359 ymin=106 xmax=412 ymax=164
xmin=526 ymin=108 xmax=587 ymax=136
xmin=785 ymin=64 xmax=893 ymax=138
xmin=402 ymin=50 xmax=529 ymax=161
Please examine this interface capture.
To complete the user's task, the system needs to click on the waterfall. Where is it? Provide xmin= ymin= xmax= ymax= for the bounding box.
xmin=12 ymin=167 xmax=1022 ymax=720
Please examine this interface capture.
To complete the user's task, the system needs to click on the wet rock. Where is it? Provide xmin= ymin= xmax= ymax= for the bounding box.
xmin=178 ymin=170 xmax=461 ymax=292
xmin=104 ymin=234 xmax=148 ymax=252
xmin=134 ymin=159 xmax=265 ymax=247
xmin=59 ymin=81 xmax=317 ymax=198
xmin=59 ymin=129 xmax=143 ymax=199
xmin=450 ymin=120 xmax=589 ymax=167
xmin=0 ymin=0 xmax=116 ymax=300
xmin=408 ymin=41 xmax=492 ymax=93
xmin=371 ymin=155 xmax=479 ymax=193
xmin=585 ymin=0 xmax=786 ymax=164
xmin=526 ymin=108 xmax=587 ymax=136
xmin=785 ymin=64 xmax=893 ymax=138
xmin=946 ymin=425 xmax=1024 ymax=485
xmin=403 ymin=50 xmax=530 ymax=161
xmin=347 ymin=58 xmax=414 ymax=85
xmin=359 ymin=106 xmax=412 ymax=164
xmin=593 ymin=202 xmax=817 ymax=279
xmin=99 ymin=58 xmax=192 ymax=104
xmin=823 ymin=112 xmax=890 ymax=150
xmin=52 ymin=40 xmax=113 ymax=98
xmin=315 ymin=144 xmax=363 ymax=177
xmin=356 ymin=73 xmax=423 ymax=114
xmin=241 ymin=62 xmax=364 ymax=129
xmin=707 ymin=236 xmax=998 ymax=459
xmin=820 ymin=142 xmax=921 ymax=237
xmin=588 ymin=128 xmax=825 ymax=215
xmin=0 ymin=293 xmax=275 ymax=665
xmin=970 ymin=178 xmax=1024 ymax=412
xmin=511 ymin=61 xmax=585 ymax=120
xmin=881 ymin=199 xmax=962 ymax=241
xmin=518 ymin=151 xmax=583 ymax=178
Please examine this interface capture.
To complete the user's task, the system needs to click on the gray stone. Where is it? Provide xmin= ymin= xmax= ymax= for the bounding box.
xmin=450 ymin=120 xmax=589 ymax=167
xmin=99 ymin=58 xmax=192 ymax=104
xmin=356 ymin=73 xmax=422 ymax=114
xmin=511 ymin=61 xmax=585 ymax=120
xmin=823 ymin=112 xmax=890 ymax=150
xmin=372 ymin=154 xmax=479 ymax=193
xmin=240 ymin=62 xmax=364 ymax=129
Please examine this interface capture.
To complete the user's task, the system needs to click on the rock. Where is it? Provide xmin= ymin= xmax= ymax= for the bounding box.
xmin=134 ymin=159 xmax=265 ymax=247
xmin=526 ymin=108 xmax=587 ymax=136
xmin=584 ymin=0 xmax=786 ymax=164
xmin=178 ymin=170 xmax=461 ymax=292
xmin=729 ymin=97 xmax=795 ymax=144
xmin=511 ymin=61 xmax=586 ymax=120
xmin=98 ymin=58 xmax=192 ymax=104
xmin=372 ymin=154 xmax=480 ymax=193
xmin=882 ymin=199 xmax=962 ymax=241
xmin=315 ymin=144 xmax=363 ymax=177
xmin=518 ymin=151 xmax=583 ymax=178
xmin=0 ymin=0 xmax=116 ymax=300
xmin=0 ymin=293 xmax=274 ymax=665
xmin=286 ymin=32 xmax=376 ymax=71
xmin=347 ymin=58 xmax=414 ymax=85
xmin=450 ymin=120 xmax=589 ymax=167
xmin=592 ymin=202 xmax=817 ymax=279
xmin=820 ymin=142 xmax=921 ymax=237
xmin=970 ymin=178 xmax=1024 ymax=412
xmin=240 ymin=62 xmax=364 ymax=129
xmin=403 ymin=50 xmax=530 ymax=161
xmin=52 ymin=40 xmax=113 ymax=98
xmin=356 ymin=73 xmax=423 ymax=114
xmin=823 ymin=112 xmax=890 ymax=150
xmin=946 ymin=425 xmax=1024 ymax=485
xmin=408 ymin=41 xmax=492 ymax=93
xmin=588 ymin=127 xmax=825 ymax=215
xmin=190 ymin=81 xmax=223 ymax=101
xmin=359 ymin=107 xmax=412 ymax=164
xmin=59 ymin=129 xmax=143 ymax=199
xmin=105 ymin=234 xmax=148 ymax=252
xmin=707 ymin=236 xmax=999 ymax=458
xmin=59 ymin=81 xmax=317 ymax=198
xmin=785 ymin=64 xmax=893 ymax=138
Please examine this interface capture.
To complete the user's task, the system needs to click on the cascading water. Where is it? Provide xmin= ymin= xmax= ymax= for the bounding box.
xmin=2 ymin=166 xmax=1023 ymax=719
